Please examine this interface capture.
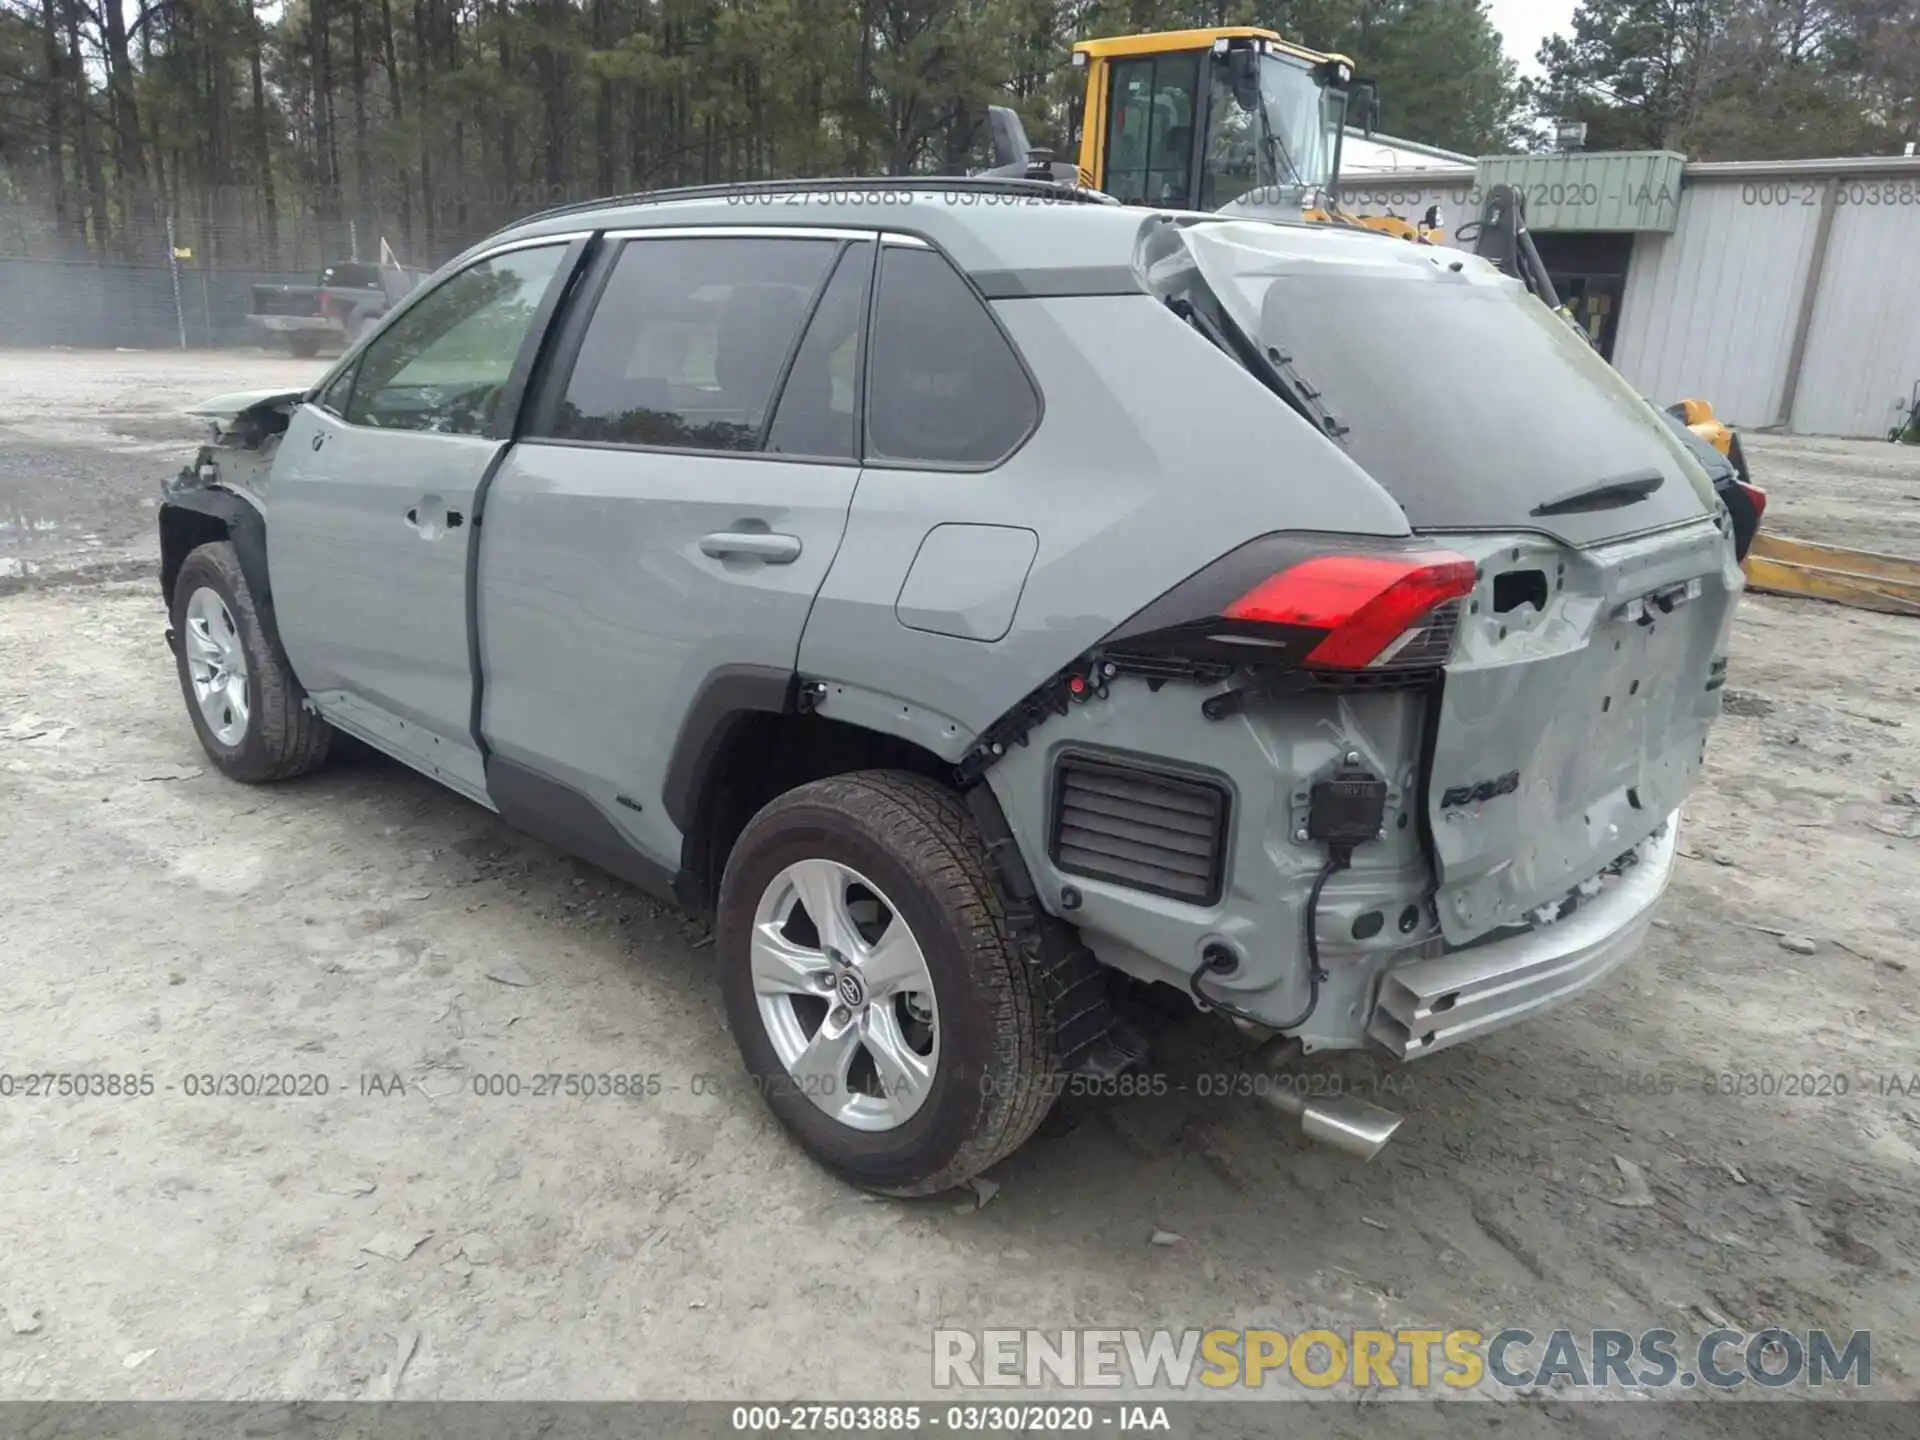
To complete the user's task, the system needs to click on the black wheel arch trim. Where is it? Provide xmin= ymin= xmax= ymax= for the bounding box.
xmin=964 ymin=781 xmax=1038 ymax=903
xmin=159 ymin=489 xmax=302 ymax=686
xmin=660 ymin=663 xmax=800 ymax=836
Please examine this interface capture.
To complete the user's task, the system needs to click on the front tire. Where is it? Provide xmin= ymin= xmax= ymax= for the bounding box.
xmin=286 ymin=333 xmax=323 ymax=358
xmin=171 ymin=540 xmax=333 ymax=783
xmin=716 ymin=771 xmax=1079 ymax=1195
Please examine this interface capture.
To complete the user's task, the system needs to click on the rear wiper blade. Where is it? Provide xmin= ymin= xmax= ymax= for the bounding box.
xmin=1531 ymin=469 xmax=1665 ymax=517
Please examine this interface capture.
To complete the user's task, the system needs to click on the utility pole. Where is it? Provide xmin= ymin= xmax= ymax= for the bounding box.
xmin=165 ymin=215 xmax=187 ymax=348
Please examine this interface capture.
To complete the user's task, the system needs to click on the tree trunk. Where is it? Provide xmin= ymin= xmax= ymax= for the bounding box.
xmin=319 ymin=0 xmax=343 ymax=234
xmin=101 ymin=0 xmax=150 ymax=251
xmin=39 ymin=0 xmax=70 ymax=245
xmin=412 ymin=0 xmax=436 ymax=255
xmin=540 ymin=0 xmax=568 ymax=193
xmin=855 ymin=1 xmax=873 ymax=171
xmin=497 ymin=0 xmax=517 ymax=210
xmin=65 ymin=4 xmax=109 ymax=252
xmin=350 ymin=0 xmax=372 ymax=230
xmin=593 ymin=0 xmax=614 ymax=197
xmin=381 ymin=0 xmax=411 ymax=249
xmin=251 ymin=12 xmax=280 ymax=268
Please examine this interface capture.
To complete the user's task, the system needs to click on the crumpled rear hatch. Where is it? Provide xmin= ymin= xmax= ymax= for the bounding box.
xmin=1174 ymin=217 xmax=1740 ymax=942
xmin=1421 ymin=526 xmax=1737 ymax=942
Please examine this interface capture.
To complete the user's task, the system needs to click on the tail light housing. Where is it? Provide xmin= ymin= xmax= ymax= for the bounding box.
xmin=1224 ymin=552 xmax=1477 ymax=668
xmin=1736 ymin=482 xmax=1766 ymax=528
xmin=1100 ymin=535 xmax=1479 ymax=680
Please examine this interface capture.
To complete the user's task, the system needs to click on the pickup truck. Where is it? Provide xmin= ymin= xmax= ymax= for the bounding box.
xmin=247 ymin=261 xmax=421 ymax=357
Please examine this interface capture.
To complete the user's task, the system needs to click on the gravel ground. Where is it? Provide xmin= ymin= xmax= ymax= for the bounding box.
xmin=2 ymin=348 xmax=1917 ymax=1411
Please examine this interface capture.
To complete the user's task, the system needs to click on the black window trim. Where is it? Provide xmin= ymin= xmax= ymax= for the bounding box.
xmin=859 ymin=233 xmax=1046 ymax=475
xmin=302 ymin=231 xmax=592 ymax=440
xmin=316 ymin=363 xmax=358 ymax=420
xmin=766 ymin=238 xmax=876 ymax=463
xmin=520 ymin=225 xmax=871 ymax=463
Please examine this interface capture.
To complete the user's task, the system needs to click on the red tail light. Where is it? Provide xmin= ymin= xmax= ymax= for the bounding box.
xmin=1737 ymin=482 xmax=1767 ymax=527
xmin=1224 ymin=551 xmax=1478 ymax=669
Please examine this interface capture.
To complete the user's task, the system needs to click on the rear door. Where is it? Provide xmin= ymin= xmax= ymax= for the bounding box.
xmin=476 ymin=228 xmax=870 ymax=868
xmin=269 ymin=239 xmax=577 ymax=799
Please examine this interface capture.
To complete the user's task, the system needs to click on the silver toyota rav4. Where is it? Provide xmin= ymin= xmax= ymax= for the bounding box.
xmin=159 ymin=177 xmax=1741 ymax=1194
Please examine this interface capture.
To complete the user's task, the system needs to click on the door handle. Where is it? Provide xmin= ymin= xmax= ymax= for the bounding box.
xmin=405 ymin=499 xmax=463 ymax=538
xmin=699 ymin=530 xmax=802 ymax=564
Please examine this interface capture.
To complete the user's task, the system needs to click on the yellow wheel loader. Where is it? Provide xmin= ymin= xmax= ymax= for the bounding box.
xmin=1062 ymin=27 xmax=1440 ymax=242
xmin=984 ymin=22 xmax=1920 ymax=613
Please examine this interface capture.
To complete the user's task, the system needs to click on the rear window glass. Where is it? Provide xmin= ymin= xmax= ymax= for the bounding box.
xmin=322 ymin=263 xmax=384 ymax=289
xmin=866 ymin=246 xmax=1039 ymax=467
xmin=766 ymin=244 xmax=869 ymax=460
xmin=1242 ymin=267 xmax=1721 ymax=545
xmin=548 ymin=237 xmax=839 ymax=452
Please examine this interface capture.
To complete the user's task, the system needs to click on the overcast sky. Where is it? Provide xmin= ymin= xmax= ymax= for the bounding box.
xmin=1485 ymin=0 xmax=1580 ymax=76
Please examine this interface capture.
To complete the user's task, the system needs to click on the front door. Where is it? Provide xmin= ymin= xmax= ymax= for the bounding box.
xmin=268 ymin=241 xmax=574 ymax=800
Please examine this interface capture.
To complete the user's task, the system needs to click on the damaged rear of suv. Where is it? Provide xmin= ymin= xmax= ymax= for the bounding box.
xmin=157 ymin=182 xmax=1737 ymax=1196
xmin=966 ymin=214 xmax=1737 ymax=1143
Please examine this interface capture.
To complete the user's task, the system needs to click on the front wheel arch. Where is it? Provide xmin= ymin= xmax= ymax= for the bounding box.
xmin=159 ymin=491 xmax=304 ymax=695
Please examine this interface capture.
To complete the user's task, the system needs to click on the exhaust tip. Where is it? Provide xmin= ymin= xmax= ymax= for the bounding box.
xmin=1299 ymin=1096 xmax=1403 ymax=1161
xmin=1257 ymin=1088 xmax=1403 ymax=1161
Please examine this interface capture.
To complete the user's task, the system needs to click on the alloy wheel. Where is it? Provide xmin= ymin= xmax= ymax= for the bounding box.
xmin=750 ymin=858 xmax=941 ymax=1132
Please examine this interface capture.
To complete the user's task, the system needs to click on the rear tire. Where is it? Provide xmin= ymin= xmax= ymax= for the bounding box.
xmin=170 ymin=540 xmax=333 ymax=783
xmin=716 ymin=770 xmax=1082 ymax=1195
xmin=286 ymin=333 xmax=322 ymax=358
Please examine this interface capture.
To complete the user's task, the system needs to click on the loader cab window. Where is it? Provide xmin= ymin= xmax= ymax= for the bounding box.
xmin=1103 ymin=53 xmax=1200 ymax=207
xmin=1257 ymin=53 xmax=1344 ymax=193
xmin=1201 ymin=65 xmax=1260 ymax=209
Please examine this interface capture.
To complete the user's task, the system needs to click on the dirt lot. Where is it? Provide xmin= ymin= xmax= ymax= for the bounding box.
xmin=2 ymin=348 xmax=1917 ymax=1410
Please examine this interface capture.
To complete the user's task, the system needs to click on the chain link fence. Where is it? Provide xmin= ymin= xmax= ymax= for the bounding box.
xmin=0 ymin=182 xmax=582 ymax=351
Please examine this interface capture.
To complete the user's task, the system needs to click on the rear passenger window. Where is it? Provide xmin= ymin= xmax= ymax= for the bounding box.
xmin=766 ymin=243 xmax=871 ymax=461
xmin=865 ymin=246 xmax=1039 ymax=467
xmin=549 ymin=237 xmax=839 ymax=452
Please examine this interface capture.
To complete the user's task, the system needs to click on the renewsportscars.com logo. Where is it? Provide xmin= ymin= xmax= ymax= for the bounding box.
xmin=932 ymin=1327 xmax=1872 ymax=1393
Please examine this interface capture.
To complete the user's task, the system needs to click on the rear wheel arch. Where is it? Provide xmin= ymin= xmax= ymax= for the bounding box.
xmin=668 ymin=682 xmax=990 ymax=918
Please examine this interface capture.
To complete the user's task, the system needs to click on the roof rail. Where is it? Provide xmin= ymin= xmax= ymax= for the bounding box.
xmin=512 ymin=173 xmax=1119 ymax=230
